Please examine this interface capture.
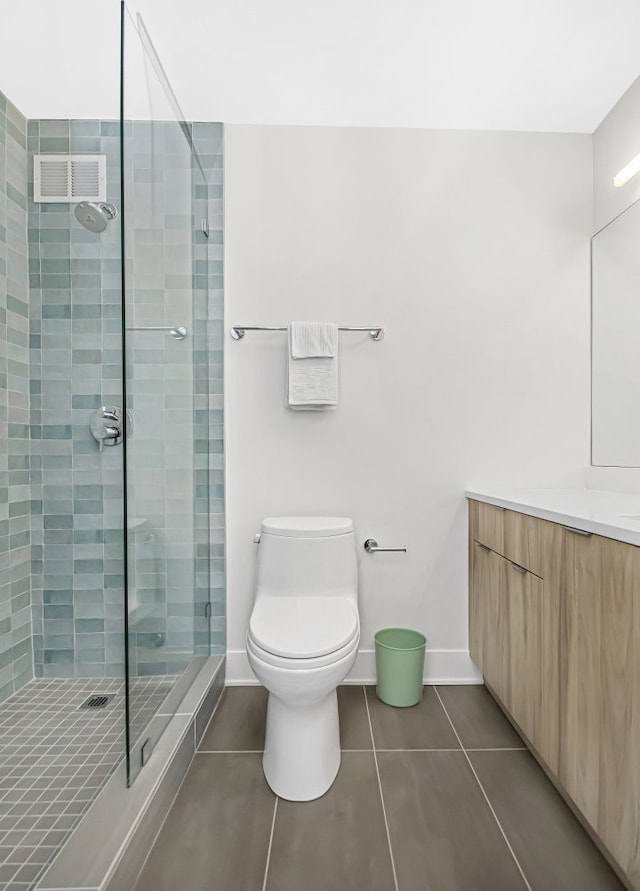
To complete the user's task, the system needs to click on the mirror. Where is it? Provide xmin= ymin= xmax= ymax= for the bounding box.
xmin=592 ymin=197 xmax=640 ymax=465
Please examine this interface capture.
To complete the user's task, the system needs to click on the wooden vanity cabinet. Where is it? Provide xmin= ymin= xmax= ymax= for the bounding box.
xmin=469 ymin=498 xmax=640 ymax=888
xmin=559 ymin=530 xmax=603 ymax=830
xmin=561 ymin=531 xmax=640 ymax=882
xmin=468 ymin=503 xmax=560 ymax=773
xmin=601 ymin=547 xmax=640 ymax=887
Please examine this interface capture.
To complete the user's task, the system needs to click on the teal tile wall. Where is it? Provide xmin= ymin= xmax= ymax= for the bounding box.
xmin=0 ymin=90 xmax=34 ymax=704
xmin=192 ymin=123 xmax=224 ymax=658
xmin=122 ymin=116 xmax=194 ymax=680
xmin=123 ymin=120 xmax=225 ymax=678
xmin=28 ymin=118 xmax=125 ymax=679
xmin=27 ymin=118 xmax=225 ymax=679
xmin=0 ymin=102 xmax=224 ymax=687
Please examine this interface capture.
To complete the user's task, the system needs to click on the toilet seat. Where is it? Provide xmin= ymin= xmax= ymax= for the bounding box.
xmin=248 ymin=596 xmax=359 ymax=659
xmin=247 ymin=625 xmax=359 ymax=671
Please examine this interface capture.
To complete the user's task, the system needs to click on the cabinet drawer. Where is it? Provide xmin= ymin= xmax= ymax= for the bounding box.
xmin=469 ymin=500 xmax=505 ymax=553
xmin=470 ymin=500 xmax=552 ymax=576
xmin=503 ymin=510 xmax=546 ymax=577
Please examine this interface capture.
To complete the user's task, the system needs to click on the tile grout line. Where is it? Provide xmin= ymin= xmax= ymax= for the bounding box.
xmin=197 ymin=749 xmax=264 ymax=754
xmin=188 ymin=747 xmax=529 ymax=754
xmin=433 ymin=687 xmax=533 ymax=891
xmin=362 ymin=686 xmax=399 ymax=891
xmin=261 ymin=796 xmax=278 ymax=891
xmin=186 ymin=747 xmax=531 ymax=754
xmin=372 ymin=747 xmax=507 ymax=753
xmin=465 ymin=747 xmax=528 ymax=752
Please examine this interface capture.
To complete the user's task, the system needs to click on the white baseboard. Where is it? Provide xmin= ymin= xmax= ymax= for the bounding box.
xmin=225 ymin=649 xmax=483 ymax=686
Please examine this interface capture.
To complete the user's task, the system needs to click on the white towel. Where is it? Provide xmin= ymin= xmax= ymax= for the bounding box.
xmin=287 ymin=321 xmax=338 ymax=410
xmin=290 ymin=321 xmax=338 ymax=358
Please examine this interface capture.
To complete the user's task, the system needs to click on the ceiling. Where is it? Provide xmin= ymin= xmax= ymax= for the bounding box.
xmin=2 ymin=0 xmax=640 ymax=131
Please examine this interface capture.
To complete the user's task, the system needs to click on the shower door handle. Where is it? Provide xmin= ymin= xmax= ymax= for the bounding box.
xmin=91 ymin=406 xmax=124 ymax=450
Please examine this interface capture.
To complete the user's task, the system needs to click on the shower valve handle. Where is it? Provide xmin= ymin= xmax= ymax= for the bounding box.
xmin=91 ymin=406 xmax=125 ymax=451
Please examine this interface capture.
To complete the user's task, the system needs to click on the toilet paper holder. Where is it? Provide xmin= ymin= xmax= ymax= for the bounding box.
xmin=364 ymin=539 xmax=407 ymax=554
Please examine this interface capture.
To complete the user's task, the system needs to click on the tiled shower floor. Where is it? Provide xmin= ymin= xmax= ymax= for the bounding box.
xmin=0 ymin=676 xmax=175 ymax=891
xmin=135 ymin=684 xmax=624 ymax=891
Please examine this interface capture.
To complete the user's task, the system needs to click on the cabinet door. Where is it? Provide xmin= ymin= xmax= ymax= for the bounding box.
xmin=535 ymin=522 xmax=563 ymax=775
xmin=469 ymin=540 xmax=486 ymax=668
xmin=480 ymin=550 xmax=509 ymax=704
xmin=560 ymin=530 xmax=603 ymax=830
xmin=507 ymin=561 xmax=542 ymax=744
xmin=597 ymin=538 xmax=640 ymax=881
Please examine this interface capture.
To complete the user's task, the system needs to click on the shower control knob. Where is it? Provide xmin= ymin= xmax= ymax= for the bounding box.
xmin=91 ymin=406 xmax=125 ymax=451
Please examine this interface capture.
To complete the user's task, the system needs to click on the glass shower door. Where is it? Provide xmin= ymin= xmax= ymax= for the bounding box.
xmin=120 ymin=4 xmax=213 ymax=784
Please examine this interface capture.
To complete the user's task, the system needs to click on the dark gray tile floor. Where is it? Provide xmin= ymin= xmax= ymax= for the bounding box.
xmin=135 ymin=684 xmax=624 ymax=891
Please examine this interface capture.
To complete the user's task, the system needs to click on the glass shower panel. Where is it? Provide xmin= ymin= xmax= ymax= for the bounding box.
xmin=121 ymin=5 xmax=211 ymax=784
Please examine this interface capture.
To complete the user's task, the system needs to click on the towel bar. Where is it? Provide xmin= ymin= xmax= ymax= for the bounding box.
xmin=231 ymin=325 xmax=384 ymax=341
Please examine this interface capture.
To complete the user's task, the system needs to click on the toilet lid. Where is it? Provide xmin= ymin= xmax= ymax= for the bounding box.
xmin=261 ymin=517 xmax=353 ymax=538
xmin=249 ymin=597 xmax=359 ymax=659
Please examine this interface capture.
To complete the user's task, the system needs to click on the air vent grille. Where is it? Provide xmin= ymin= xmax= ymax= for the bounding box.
xmin=39 ymin=161 xmax=69 ymax=197
xmin=34 ymin=154 xmax=106 ymax=203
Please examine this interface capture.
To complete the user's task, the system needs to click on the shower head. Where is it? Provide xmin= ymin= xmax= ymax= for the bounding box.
xmin=74 ymin=201 xmax=118 ymax=233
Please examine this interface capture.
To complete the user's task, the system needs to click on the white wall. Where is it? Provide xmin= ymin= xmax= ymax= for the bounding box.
xmin=5 ymin=1 xmax=640 ymax=132
xmin=0 ymin=2 xmax=184 ymax=122
xmin=593 ymin=74 xmax=640 ymax=232
xmin=131 ymin=0 xmax=640 ymax=132
xmin=0 ymin=1 xmax=121 ymax=120
xmin=224 ymin=125 xmax=592 ymax=683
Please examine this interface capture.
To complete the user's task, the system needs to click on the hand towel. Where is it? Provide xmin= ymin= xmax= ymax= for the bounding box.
xmin=287 ymin=321 xmax=338 ymax=410
xmin=290 ymin=321 xmax=338 ymax=358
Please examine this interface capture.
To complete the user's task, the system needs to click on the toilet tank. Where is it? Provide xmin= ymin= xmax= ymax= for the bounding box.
xmin=255 ymin=517 xmax=357 ymax=602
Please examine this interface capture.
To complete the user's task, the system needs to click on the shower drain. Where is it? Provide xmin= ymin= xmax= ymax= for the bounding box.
xmin=79 ymin=694 xmax=116 ymax=710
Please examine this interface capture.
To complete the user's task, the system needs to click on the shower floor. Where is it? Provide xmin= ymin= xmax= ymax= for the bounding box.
xmin=0 ymin=675 xmax=176 ymax=891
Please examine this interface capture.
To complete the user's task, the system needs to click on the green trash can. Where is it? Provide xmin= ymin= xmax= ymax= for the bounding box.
xmin=375 ymin=628 xmax=426 ymax=707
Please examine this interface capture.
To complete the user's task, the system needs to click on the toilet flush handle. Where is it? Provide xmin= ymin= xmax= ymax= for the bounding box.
xmin=253 ymin=533 xmax=261 ymax=544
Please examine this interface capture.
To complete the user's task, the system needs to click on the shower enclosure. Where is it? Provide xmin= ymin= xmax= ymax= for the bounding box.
xmin=0 ymin=2 xmax=224 ymax=885
xmin=120 ymin=5 xmax=224 ymax=785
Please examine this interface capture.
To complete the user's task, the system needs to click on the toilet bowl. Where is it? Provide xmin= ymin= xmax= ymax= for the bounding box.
xmin=246 ymin=517 xmax=359 ymax=801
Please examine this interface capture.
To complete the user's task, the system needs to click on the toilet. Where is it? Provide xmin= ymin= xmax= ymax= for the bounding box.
xmin=246 ymin=516 xmax=359 ymax=801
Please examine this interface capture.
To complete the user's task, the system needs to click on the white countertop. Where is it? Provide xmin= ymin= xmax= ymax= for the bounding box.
xmin=465 ymin=487 xmax=640 ymax=548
